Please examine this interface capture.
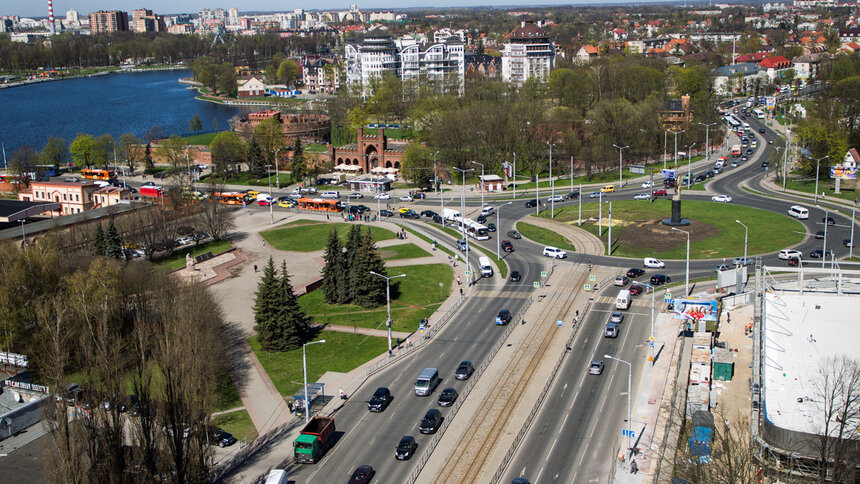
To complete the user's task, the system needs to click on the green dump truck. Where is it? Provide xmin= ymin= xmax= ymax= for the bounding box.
xmin=293 ymin=416 xmax=336 ymax=464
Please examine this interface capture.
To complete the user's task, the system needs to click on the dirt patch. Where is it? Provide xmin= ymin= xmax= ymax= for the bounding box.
xmin=377 ymin=249 xmax=397 ymax=259
xmin=615 ymin=218 xmax=720 ymax=253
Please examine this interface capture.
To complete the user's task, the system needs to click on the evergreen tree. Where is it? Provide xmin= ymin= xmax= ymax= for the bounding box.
xmin=253 ymin=258 xmax=280 ymax=351
xmin=343 ymin=225 xmax=363 ymax=300
xmin=272 ymin=260 xmax=312 ymax=351
xmin=321 ymin=229 xmax=346 ymax=304
xmin=144 ymin=142 xmax=154 ymax=173
xmin=105 ymin=220 xmax=122 ymax=259
xmin=92 ymin=223 xmax=106 ymax=256
xmin=349 ymin=229 xmax=388 ymax=308
xmin=291 ymin=137 xmax=306 ymax=183
xmin=247 ymin=138 xmax=266 ymax=178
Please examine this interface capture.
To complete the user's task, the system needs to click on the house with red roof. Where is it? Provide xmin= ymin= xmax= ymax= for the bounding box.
xmin=758 ymin=56 xmax=792 ymax=82
xmin=734 ymin=52 xmax=769 ymax=63
xmin=575 ymin=44 xmax=600 ymax=64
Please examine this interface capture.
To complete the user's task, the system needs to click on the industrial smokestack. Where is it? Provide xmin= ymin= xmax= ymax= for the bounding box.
xmin=48 ymin=0 xmax=55 ymax=35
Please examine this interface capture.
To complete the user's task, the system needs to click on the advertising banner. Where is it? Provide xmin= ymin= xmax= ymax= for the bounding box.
xmin=661 ymin=169 xmax=675 ymax=179
xmin=673 ymin=299 xmax=718 ymax=321
xmin=830 ymin=164 xmax=857 ymax=180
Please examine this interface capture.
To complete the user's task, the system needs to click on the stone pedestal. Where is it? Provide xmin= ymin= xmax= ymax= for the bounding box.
xmin=662 ymin=199 xmax=691 ymax=226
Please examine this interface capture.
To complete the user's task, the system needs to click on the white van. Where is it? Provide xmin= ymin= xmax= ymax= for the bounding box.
xmin=715 ymin=159 xmax=726 ymax=169
xmin=414 ymin=368 xmax=440 ymax=396
xmin=788 ymin=205 xmax=809 ymax=219
xmin=615 ymin=289 xmax=631 ymax=310
xmin=479 ymin=256 xmax=493 ymax=277
xmin=320 ymin=191 xmax=340 ymax=199
xmin=480 ymin=206 xmax=495 ymax=217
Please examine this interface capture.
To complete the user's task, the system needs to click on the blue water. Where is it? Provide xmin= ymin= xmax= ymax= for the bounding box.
xmin=0 ymin=69 xmax=252 ymax=155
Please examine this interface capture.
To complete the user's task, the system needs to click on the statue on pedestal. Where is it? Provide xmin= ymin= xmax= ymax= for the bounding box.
xmin=186 ymin=253 xmax=196 ymax=271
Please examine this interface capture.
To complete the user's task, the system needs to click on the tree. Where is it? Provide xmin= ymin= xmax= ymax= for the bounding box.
xmin=321 ymin=229 xmax=347 ymax=304
xmin=813 ymin=355 xmax=860 ymax=483
xmin=291 ymin=137 xmax=306 ymax=182
xmin=272 ymin=260 xmax=312 ymax=350
xmin=144 ymin=125 xmax=165 ymax=143
xmin=209 ymin=132 xmax=246 ymax=176
xmin=254 ymin=258 xmax=312 ymax=351
xmin=277 ymin=59 xmax=299 ymax=86
xmin=348 ymin=229 xmax=388 ymax=308
xmin=118 ymin=133 xmax=143 ymax=173
xmin=217 ymin=62 xmax=237 ymax=97
xmin=157 ymin=135 xmax=189 ymax=171
xmin=69 ymin=133 xmax=98 ymax=167
xmin=8 ymin=146 xmax=38 ymax=188
xmin=253 ymin=258 xmax=280 ymax=350
xmin=196 ymin=185 xmax=236 ymax=242
xmin=189 ymin=114 xmax=202 ymax=135
xmin=831 ymin=54 xmax=856 ymax=83
xmin=254 ymin=116 xmax=285 ymax=171
xmin=95 ymin=133 xmax=115 ymax=169
xmin=40 ymin=136 xmax=70 ymax=169
xmin=144 ymin=141 xmax=155 ymax=173
xmin=105 ymin=219 xmax=122 ymax=259
xmin=401 ymin=143 xmax=435 ymax=190
xmin=92 ymin=223 xmax=106 ymax=256
xmin=247 ymin=138 xmax=266 ymax=178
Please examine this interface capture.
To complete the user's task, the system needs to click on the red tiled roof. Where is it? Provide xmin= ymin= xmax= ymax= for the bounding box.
xmin=759 ymin=56 xmax=790 ymax=69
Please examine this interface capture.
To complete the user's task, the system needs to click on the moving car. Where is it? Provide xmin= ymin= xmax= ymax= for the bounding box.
xmin=507 ymin=230 xmax=522 ymax=239
xmin=809 ymin=249 xmax=824 ymax=258
xmin=543 ymin=247 xmax=567 ymax=258
xmin=614 ymin=275 xmax=629 ymax=286
xmin=788 ymin=257 xmax=801 ymax=267
xmin=605 ymin=322 xmax=619 ymax=338
xmin=759 ymin=128 xmax=766 ymax=133
xmin=588 ymin=191 xmax=602 ymax=198
xmin=822 ymin=217 xmax=835 ymax=226
xmin=589 ymin=360 xmax=605 ymax=375
xmin=374 ymin=192 xmax=391 ymax=200
xmin=634 ymin=193 xmax=650 ymax=200
xmin=379 ymin=209 xmax=394 ymax=217
xmin=643 ymin=257 xmax=665 ymax=268
xmin=420 ymin=210 xmax=437 ymax=218
xmin=502 ymin=240 xmax=514 ymax=253
xmin=348 ymin=192 xmax=363 ymax=199
xmin=438 ymin=388 xmax=458 ymax=407
xmin=496 ymin=309 xmax=512 ymax=325
xmin=711 ymin=195 xmax=733 ymax=203
xmin=641 ymin=181 xmax=653 ymax=188
xmin=694 ymin=174 xmax=707 ymax=183
xmin=524 ymin=200 xmax=538 ymax=208
xmin=547 ymin=195 xmax=564 ymax=203
xmin=487 ymin=222 xmax=497 ymax=232
xmin=368 ymin=387 xmax=392 ymax=412
xmin=395 ymin=436 xmax=418 ymax=460
xmin=652 ymin=189 xmax=667 ymax=196
xmin=564 ymin=191 xmax=579 ymax=199
xmin=629 ymin=284 xmax=644 ymax=296
xmin=400 ymin=195 xmax=414 ymax=202
xmin=600 ymin=185 xmax=616 ymax=193
xmin=419 ymin=409 xmax=443 ymax=434
xmin=626 ymin=268 xmax=645 ymax=278
xmin=815 ymin=231 xmax=825 ymax=239
xmin=715 ymin=264 xmax=729 ymax=273
xmin=455 ymin=361 xmax=474 ymax=380
xmin=650 ymin=274 xmax=671 ymax=285
xmin=844 ymin=238 xmax=856 ymax=248
xmin=732 ymin=257 xmax=753 ymax=266
xmin=320 ymin=191 xmax=340 ymax=199
xmin=609 ymin=312 xmax=624 ymax=324
xmin=778 ymin=249 xmax=802 ymax=260
xmin=348 ymin=465 xmax=375 ymax=484
xmin=510 ymin=271 xmax=522 ymax=282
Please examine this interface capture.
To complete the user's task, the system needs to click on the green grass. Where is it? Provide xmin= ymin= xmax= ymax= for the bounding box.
xmin=215 ymin=372 xmax=242 ymax=411
xmin=544 ymin=199 xmax=805 ymax=260
xmin=283 ymin=219 xmax=324 ymax=226
xmin=784 ymin=178 xmax=857 ymax=202
xmin=211 ymin=410 xmax=258 ymax=443
xmin=404 ymin=227 xmax=455 ymax=257
xmin=182 ymin=132 xmax=222 ymax=145
xmin=383 ymin=128 xmax=418 ymax=140
xmin=261 ymin=223 xmax=396 ymax=252
xmin=298 ymin=263 xmax=452 ymax=332
xmin=249 ymin=331 xmax=389 ymax=397
xmin=378 ymin=243 xmax=431 ymax=260
xmin=152 ymin=240 xmax=233 ymax=271
xmin=305 ymin=143 xmax=329 ymax=153
xmin=517 ymin=221 xmax=577 ymax=252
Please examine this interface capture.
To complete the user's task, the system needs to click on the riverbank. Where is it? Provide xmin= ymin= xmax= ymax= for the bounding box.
xmin=0 ymin=65 xmax=188 ymax=90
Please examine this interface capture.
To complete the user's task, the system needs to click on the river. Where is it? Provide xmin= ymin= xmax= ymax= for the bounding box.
xmin=0 ymin=69 xmax=253 ymax=156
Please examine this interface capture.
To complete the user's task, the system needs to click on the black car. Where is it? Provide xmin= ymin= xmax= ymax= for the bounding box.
xmin=810 ymin=249 xmax=824 ymax=258
xmin=759 ymin=128 xmax=766 ymax=133
xmin=368 ymin=387 xmax=392 ymax=412
xmin=663 ymin=178 xmax=676 ymax=188
xmin=419 ymin=409 xmax=443 ymax=434
xmin=650 ymin=274 xmax=671 ymax=285
xmin=348 ymin=465 xmax=375 ymax=484
xmin=815 ymin=231 xmax=826 ymax=239
xmin=705 ymin=171 xmax=716 ymax=179
xmin=694 ymin=174 xmax=707 ymax=183
xmin=487 ymin=222 xmax=496 ymax=232
xmin=399 ymin=210 xmax=420 ymax=219
xmin=626 ymin=268 xmax=645 ymax=278
xmin=379 ymin=209 xmax=394 ymax=217
xmin=420 ymin=210 xmax=437 ymax=218
xmin=845 ymin=238 xmax=856 ymax=248
xmin=455 ymin=360 xmax=474 ymax=380
xmin=565 ymin=191 xmax=580 ymax=199
xmin=502 ymin=240 xmax=514 ymax=253
xmin=510 ymin=270 xmax=522 ymax=282
xmin=476 ymin=214 xmax=487 ymax=224
xmin=438 ymin=388 xmax=459 ymax=407
xmin=507 ymin=230 xmax=522 ymax=239
xmin=524 ymin=200 xmax=537 ymax=208
xmin=760 ymin=160 xmax=768 ymax=167
xmin=395 ymin=436 xmax=418 ymax=460
xmin=213 ymin=428 xmax=237 ymax=447
xmin=822 ymin=217 xmax=835 ymax=226
xmin=432 ymin=214 xmax=443 ymax=224
xmin=746 ymin=149 xmax=753 ymax=155
xmin=496 ymin=309 xmax=512 ymax=325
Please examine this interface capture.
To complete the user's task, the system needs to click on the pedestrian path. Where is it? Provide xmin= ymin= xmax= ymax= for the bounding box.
xmin=314 ymin=323 xmax=412 ymax=340
xmin=592 ymin=295 xmax=651 ymax=307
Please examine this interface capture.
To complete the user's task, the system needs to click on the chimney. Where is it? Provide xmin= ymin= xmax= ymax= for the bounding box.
xmin=48 ymin=0 xmax=55 ymax=35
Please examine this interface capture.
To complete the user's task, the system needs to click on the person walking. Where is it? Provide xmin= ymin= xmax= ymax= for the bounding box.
xmin=457 ymin=276 xmax=461 ymax=285
xmin=254 ymin=264 xmax=258 ymax=272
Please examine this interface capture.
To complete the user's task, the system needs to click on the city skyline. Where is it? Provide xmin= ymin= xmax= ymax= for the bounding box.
xmin=4 ymin=0 xmax=676 ymax=18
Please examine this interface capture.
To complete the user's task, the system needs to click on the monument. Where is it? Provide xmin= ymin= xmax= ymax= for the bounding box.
xmin=186 ymin=253 xmax=196 ymax=271
xmin=662 ymin=180 xmax=690 ymax=226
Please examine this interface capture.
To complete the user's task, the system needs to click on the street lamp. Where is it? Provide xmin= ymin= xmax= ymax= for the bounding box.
xmin=813 ymin=155 xmax=829 ymax=203
xmin=547 ymin=142 xmax=555 ymax=218
xmin=685 ymin=143 xmax=695 ymax=189
xmin=369 ymin=271 xmax=406 ymax=354
xmin=20 ymin=219 xmax=26 ymax=244
xmin=816 ymin=206 xmax=836 ymax=269
xmin=302 ymin=339 xmax=326 ymax=422
xmin=453 ymin=167 xmax=475 ymax=285
xmin=698 ymin=122 xmax=717 ymax=160
xmin=613 ymin=144 xmax=629 ymax=189
xmin=851 ymin=199 xmax=857 ymax=259
xmin=496 ymin=201 xmax=513 ymax=259
xmin=471 ymin=161 xmax=485 ymax=210
xmin=275 ymin=147 xmax=287 ymax=189
xmin=604 ymin=354 xmax=633 ymax=455
xmin=668 ymin=129 xmax=685 ymax=168
xmin=735 ymin=220 xmax=748 ymax=266
xmin=512 ymin=152 xmax=517 ymax=199
xmin=671 ymin=227 xmax=690 ymax=296
xmin=433 ymin=150 xmax=440 ymax=197
xmin=265 ymin=164 xmax=274 ymax=224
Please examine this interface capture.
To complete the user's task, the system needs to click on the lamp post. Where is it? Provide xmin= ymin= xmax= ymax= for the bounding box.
xmin=302 ymin=340 xmax=326 ymax=422
xmin=275 ymin=147 xmax=286 ymax=189
xmin=433 ymin=150 xmax=439 ymax=197
xmin=783 ymin=128 xmax=791 ymax=192
xmin=816 ymin=206 xmax=836 ymax=269
xmin=265 ymin=164 xmax=274 ymax=224
xmin=663 ymin=130 xmax=668 ymax=169
xmin=20 ymin=219 xmax=26 ymax=244
xmin=604 ymin=354 xmax=633 ymax=455
xmin=547 ymin=142 xmax=555 ymax=218
xmin=685 ymin=143 xmax=695 ymax=189
xmin=813 ymin=155 xmax=829 ymax=203
xmin=735 ymin=220 xmax=748 ymax=265
xmin=668 ymin=129 xmax=685 ymax=168
xmin=496 ymin=201 xmax=513 ymax=259
xmin=472 ymin=161 xmax=485 ymax=210
xmin=851 ymin=199 xmax=857 ymax=259
xmin=698 ymin=122 xmax=717 ymax=160
xmin=613 ymin=144 xmax=629 ymax=189
xmin=512 ymin=152 xmax=517 ymax=199
xmin=370 ymin=271 xmax=406 ymax=354
xmin=671 ymin=227 xmax=690 ymax=296
xmin=453 ymin=167 xmax=474 ymax=284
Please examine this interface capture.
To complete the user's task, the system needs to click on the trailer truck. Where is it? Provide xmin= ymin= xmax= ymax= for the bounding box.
xmin=293 ymin=416 xmax=336 ymax=464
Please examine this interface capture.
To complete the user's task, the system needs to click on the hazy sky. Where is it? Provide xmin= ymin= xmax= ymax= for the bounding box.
xmin=5 ymin=1 xmax=661 ymax=18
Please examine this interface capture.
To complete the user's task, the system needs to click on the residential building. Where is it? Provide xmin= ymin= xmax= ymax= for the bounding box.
xmin=17 ymin=181 xmax=100 ymax=216
xmin=228 ymin=7 xmax=239 ymax=26
xmin=501 ymin=20 xmax=555 ymax=84
xmin=792 ymin=52 xmax=829 ymax=82
xmin=575 ymin=45 xmax=600 ymax=64
xmin=434 ymin=27 xmax=467 ymax=43
xmin=303 ymin=56 xmax=341 ymax=94
xmin=398 ymin=38 xmax=465 ymax=84
xmin=345 ymin=29 xmax=399 ymax=87
xmin=840 ymin=28 xmax=860 ymax=44
xmin=131 ymin=8 xmax=165 ymax=33
xmin=712 ymin=62 xmax=767 ymax=95
xmin=88 ymin=10 xmax=129 ymax=34
xmin=92 ymin=186 xmax=133 ymax=208
xmin=464 ymin=54 xmax=501 ymax=79
xmin=662 ymin=94 xmax=694 ymax=131
xmin=238 ymin=76 xmax=266 ymax=98
xmin=758 ymin=56 xmax=792 ymax=82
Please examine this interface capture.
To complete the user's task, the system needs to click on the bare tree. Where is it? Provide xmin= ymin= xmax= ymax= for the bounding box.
xmin=813 ymin=355 xmax=860 ymax=483
xmin=672 ymin=409 xmax=761 ymax=484
xmin=196 ymin=185 xmax=237 ymax=242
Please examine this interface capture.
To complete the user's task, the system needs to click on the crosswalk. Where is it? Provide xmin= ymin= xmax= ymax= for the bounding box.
xmin=593 ymin=295 xmax=650 ymax=307
xmin=470 ymin=289 xmax=533 ymax=299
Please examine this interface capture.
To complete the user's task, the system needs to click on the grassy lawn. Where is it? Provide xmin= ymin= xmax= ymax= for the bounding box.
xmin=305 ymin=143 xmax=329 ymax=153
xmin=249 ymin=331 xmax=389 ymax=397
xmin=261 ymin=222 xmax=396 ymax=252
xmin=379 ymin=243 xmax=431 ymax=260
xmin=283 ymin=219 xmax=324 ymax=226
xmin=211 ymin=410 xmax=258 ymax=443
xmin=182 ymin=132 xmax=222 ymax=145
xmin=404 ymin=227 xmax=455 ymax=257
xmin=152 ymin=240 xmax=233 ymax=271
xmin=785 ymin=177 xmax=858 ymax=202
xmin=299 ymin=263 xmax=452 ymax=332
xmin=383 ymin=128 xmax=418 ymax=140
xmin=517 ymin=221 xmax=577 ymax=252
xmin=543 ymin=199 xmax=805 ymax=260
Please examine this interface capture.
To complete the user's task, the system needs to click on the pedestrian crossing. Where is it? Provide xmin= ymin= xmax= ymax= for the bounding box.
xmin=593 ymin=295 xmax=650 ymax=307
xmin=470 ymin=289 xmax=533 ymax=299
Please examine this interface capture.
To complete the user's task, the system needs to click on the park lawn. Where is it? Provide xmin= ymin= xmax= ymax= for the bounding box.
xmin=384 ymin=127 xmax=418 ymax=140
xmin=283 ymin=219 xmax=324 ymax=226
xmin=543 ymin=199 xmax=805 ymax=260
xmin=153 ymin=240 xmax=233 ymax=271
xmin=379 ymin=243 xmax=431 ymax=260
xmin=785 ymin=177 xmax=858 ymax=202
xmin=182 ymin=132 xmax=222 ymax=145
xmin=211 ymin=410 xmax=258 ymax=443
xmin=305 ymin=143 xmax=328 ymax=153
xmin=516 ymin=222 xmax=577 ymax=252
xmin=261 ymin=222 xmax=396 ymax=252
xmin=404 ymin=227 xmax=455 ymax=257
xmin=249 ymin=331 xmax=389 ymax=397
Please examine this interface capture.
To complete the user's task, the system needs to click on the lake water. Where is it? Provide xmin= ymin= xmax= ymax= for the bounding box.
xmin=0 ymin=69 xmax=252 ymax=156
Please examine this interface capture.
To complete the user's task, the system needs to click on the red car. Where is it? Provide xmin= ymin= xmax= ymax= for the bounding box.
xmin=652 ymin=189 xmax=668 ymax=197
xmin=629 ymin=285 xmax=644 ymax=296
xmin=502 ymin=240 xmax=514 ymax=253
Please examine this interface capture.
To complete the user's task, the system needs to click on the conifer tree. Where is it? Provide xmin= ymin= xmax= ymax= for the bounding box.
xmin=247 ymin=138 xmax=266 ymax=178
xmin=350 ymin=229 xmax=388 ymax=308
xmin=253 ymin=257 xmax=280 ymax=351
xmin=343 ymin=225 xmax=363 ymax=300
xmin=144 ymin=142 xmax=154 ymax=173
xmin=105 ymin=220 xmax=122 ymax=259
xmin=321 ymin=229 xmax=345 ymax=304
xmin=92 ymin=223 xmax=106 ymax=256
xmin=272 ymin=260 xmax=311 ymax=351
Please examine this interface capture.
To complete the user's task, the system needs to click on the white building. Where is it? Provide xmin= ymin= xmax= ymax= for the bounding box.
xmin=228 ymin=7 xmax=239 ymax=26
xmin=434 ymin=27 xmax=467 ymax=43
xmin=501 ymin=20 xmax=555 ymax=85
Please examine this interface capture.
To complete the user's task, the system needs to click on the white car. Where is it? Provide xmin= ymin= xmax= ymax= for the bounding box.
xmin=374 ymin=193 xmax=391 ymax=200
xmin=347 ymin=192 xmax=363 ymax=199
xmin=711 ymin=195 xmax=733 ymax=203
xmin=320 ymin=191 xmax=340 ymax=199
xmin=543 ymin=247 xmax=567 ymax=259
xmin=643 ymin=257 xmax=665 ymax=268
xmin=547 ymin=195 xmax=564 ymax=203
xmin=399 ymin=195 xmax=414 ymax=202
xmin=778 ymin=249 xmax=802 ymax=260
xmin=641 ymin=181 xmax=653 ymax=188
xmin=633 ymin=193 xmax=650 ymax=200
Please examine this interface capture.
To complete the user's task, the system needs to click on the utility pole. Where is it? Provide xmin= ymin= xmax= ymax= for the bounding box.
xmin=613 ymin=144 xmax=629 ymax=188
xmin=547 ymin=142 xmax=555 ymax=218
xmin=698 ymin=122 xmax=717 ymax=160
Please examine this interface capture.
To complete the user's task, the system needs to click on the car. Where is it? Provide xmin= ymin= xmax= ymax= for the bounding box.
xmin=778 ymin=249 xmax=802 ymax=260
xmin=398 ymin=207 xmax=412 ymax=214
xmin=609 ymin=311 xmax=624 ymax=323
xmin=432 ymin=214 xmax=443 ymax=224
xmin=348 ymin=465 xmax=375 ymax=484
xmin=368 ymin=387 xmax=392 ymax=412
xmin=502 ymin=240 xmax=514 ymax=252
xmin=257 ymin=198 xmax=274 ymax=206
xmin=600 ymin=185 xmax=616 ymax=193
xmin=809 ymin=249 xmax=824 ymax=258
xmin=348 ymin=192 xmax=363 ymax=199
xmin=487 ymin=222 xmax=497 ymax=232
xmin=614 ymin=275 xmax=629 ymax=286
xmin=814 ymin=231 xmax=826 ymax=239
xmin=547 ymin=195 xmax=564 ymax=203
xmin=732 ymin=257 xmax=753 ymax=266
xmin=420 ymin=210 xmax=437 ymax=218
xmin=714 ymin=264 xmax=729 ymax=272
xmin=711 ymin=195 xmax=733 ymax=203
xmin=663 ymin=178 xmax=677 ymax=188
xmin=746 ymin=149 xmax=754 ymax=155
xmin=507 ymin=230 xmax=522 ymax=239
xmin=650 ymin=274 xmax=671 ymax=285
xmin=634 ymin=193 xmax=650 ymax=200
xmin=510 ymin=271 xmax=522 ymax=282
xmin=626 ymin=268 xmax=645 ymax=278
xmin=641 ymin=181 xmax=653 ymax=188
xmin=759 ymin=128 xmax=766 ymax=133
xmin=374 ymin=192 xmax=391 ymax=200
xmin=141 ymin=181 xmax=156 ymax=187
xmin=395 ymin=436 xmax=418 ymax=460
xmin=438 ymin=388 xmax=459 ymax=407
xmin=713 ymin=166 xmax=723 ymax=174
xmin=768 ymin=139 xmax=774 ymax=144
xmin=496 ymin=309 xmax=512 ymax=325
xmin=705 ymin=171 xmax=715 ymax=179
xmin=589 ymin=191 xmax=602 ymax=199
xmin=543 ymin=247 xmax=567 ymax=258
xmin=694 ymin=174 xmax=707 ymax=183
xmin=731 ymin=160 xmax=739 ymax=167
xmin=524 ymin=200 xmax=538 ymax=208
xmin=629 ymin=284 xmax=644 ymax=296
xmin=589 ymin=360 xmax=605 ymax=375
xmin=564 ymin=191 xmax=579 ymax=199
xmin=740 ymin=115 xmax=746 ymax=120
xmin=643 ymin=258 xmax=665 ymax=268
xmin=476 ymin=214 xmax=487 ymax=224
xmin=456 ymin=239 xmax=467 ymax=251
xmin=455 ymin=360 xmax=474 ymax=380
xmin=844 ymin=238 xmax=856 ymax=248
xmin=379 ymin=209 xmax=394 ymax=217
xmin=399 ymin=210 xmax=420 ymax=219
xmin=822 ymin=217 xmax=835 ymax=226
xmin=399 ymin=195 xmax=414 ymax=202
xmin=213 ymin=428 xmax=237 ymax=447
xmin=652 ymin=189 xmax=667 ymax=197
xmin=788 ymin=257 xmax=801 ymax=267
xmin=419 ymin=408 xmax=443 ymax=434
xmin=605 ymin=322 xmax=619 ymax=338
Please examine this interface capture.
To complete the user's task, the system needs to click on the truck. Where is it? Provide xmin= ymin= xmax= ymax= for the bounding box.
xmin=730 ymin=145 xmax=741 ymax=157
xmin=139 ymin=185 xmax=164 ymax=198
xmin=264 ymin=469 xmax=288 ymax=484
xmin=293 ymin=416 xmax=336 ymax=464
xmin=478 ymin=256 xmax=494 ymax=277
xmin=615 ymin=289 xmax=631 ymax=310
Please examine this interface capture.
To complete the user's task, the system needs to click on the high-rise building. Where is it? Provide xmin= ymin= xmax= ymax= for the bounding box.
xmin=131 ymin=8 xmax=165 ymax=32
xmin=65 ymin=9 xmax=78 ymax=23
xmin=89 ymin=10 xmax=129 ymax=34
xmin=501 ymin=20 xmax=555 ymax=85
xmin=228 ymin=7 xmax=239 ymax=26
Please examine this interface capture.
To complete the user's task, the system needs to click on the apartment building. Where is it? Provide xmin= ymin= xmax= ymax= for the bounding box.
xmin=89 ymin=10 xmax=129 ymax=34
xmin=501 ymin=20 xmax=555 ymax=84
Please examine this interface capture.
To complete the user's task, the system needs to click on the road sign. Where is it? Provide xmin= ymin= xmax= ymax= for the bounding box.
xmin=664 ymin=292 xmax=672 ymax=303
xmin=650 ymin=341 xmax=655 ymax=348
xmin=541 ymin=271 xmax=547 ymax=278
xmin=649 ymin=336 xmax=655 ymax=342
xmin=419 ymin=321 xmax=425 ymax=331
xmin=533 ymin=281 xmax=540 ymax=288
xmin=557 ymin=319 xmax=563 ymax=327
xmin=622 ymin=429 xmax=636 ymax=438
xmin=584 ymin=284 xmax=591 ymax=291
xmin=465 ymin=271 xmax=471 ymax=277
xmin=589 ymin=275 xmax=596 ymax=282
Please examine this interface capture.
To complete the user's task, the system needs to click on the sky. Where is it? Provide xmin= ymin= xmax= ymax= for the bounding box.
xmin=4 ymin=0 xmax=667 ymax=18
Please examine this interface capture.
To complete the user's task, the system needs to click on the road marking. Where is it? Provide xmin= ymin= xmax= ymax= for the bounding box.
xmin=536 ymin=466 xmax=546 ymax=483
xmin=439 ymin=352 xmax=445 ymax=360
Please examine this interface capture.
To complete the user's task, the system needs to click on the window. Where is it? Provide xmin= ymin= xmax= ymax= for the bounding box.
xmin=75 ymin=194 xmax=80 ymax=201
xmin=63 ymin=193 xmax=67 ymax=201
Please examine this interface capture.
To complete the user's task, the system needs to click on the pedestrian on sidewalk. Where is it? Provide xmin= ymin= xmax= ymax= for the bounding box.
xmin=254 ymin=264 xmax=258 ymax=272
xmin=457 ymin=276 xmax=461 ymax=285
xmin=631 ymin=460 xmax=638 ymax=474
xmin=262 ymin=240 xmax=266 ymax=248
xmin=460 ymin=288 xmax=463 ymax=296
xmin=288 ymin=400 xmax=294 ymax=413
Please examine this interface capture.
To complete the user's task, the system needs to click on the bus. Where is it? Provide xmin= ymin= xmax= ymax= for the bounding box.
xmin=724 ymin=115 xmax=741 ymax=129
xmin=753 ymin=109 xmax=765 ymax=119
xmin=215 ymin=192 xmax=246 ymax=204
xmin=81 ymin=168 xmax=115 ymax=181
xmin=442 ymin=210 xmax=490 ymax=241
xmin=298 ymin=197 xmax=343 ymax=212
xmin=731 ymin=145 xmax=742 ymax=157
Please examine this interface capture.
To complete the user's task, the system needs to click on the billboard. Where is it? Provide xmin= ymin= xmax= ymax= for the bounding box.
xmin=673 ymin=299 xmax=718 ymax=321
xmin=830 ymin=164 xmax=857 ymax=180
xmin=661 ymin=169 xmax=676 ymax=179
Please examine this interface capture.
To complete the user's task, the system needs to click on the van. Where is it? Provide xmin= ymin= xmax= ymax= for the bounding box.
xmin=715 ymin=159 xmax=725 ymax=169
xmin=615 ymin=289 xmax=631 ymax=310
xmin=480 ymin=206 xmax=495 ymax=217
xmin=320 ymin=191 xmax=340 ymax=199
xmin=788 ymin=205 xmax=809 ymax=220
xmin=414 ymin=368 xmax=440 ymax=396
xmin=479 ymin=256 xmax=493 ymax=277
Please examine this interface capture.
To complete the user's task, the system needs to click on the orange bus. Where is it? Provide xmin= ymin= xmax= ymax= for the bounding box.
xmin=81 ymin=169 xmax=115 ymax=181
xmin=298 ymin=197 xmax=343 ymax=212
xmin=215 ymin=192 xmax=246 ymax=204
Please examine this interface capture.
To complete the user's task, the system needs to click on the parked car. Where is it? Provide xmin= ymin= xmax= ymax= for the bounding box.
xmin=711 ymin=195 xmax=733 ymax=203
xmin=589 ymin=360 xmax=605 ymax=375
xmin=419 ymin=409 xmax=443 ymax=434
xmin=438 ymin=388 xmax=458 ymax=407
xmin=626 ymin=268 xmax=645 ymax=278
xmin=399 ymin=210 xmax=420 ymax=219
xmin=395 ymin=436 xmax=418 ymax=460
xmin=213 ymin=428 xmax=237 ymax=447
xmin=650 ymin=274 xmax=671 ymax=285
xmin=543 ymin=247 xmax=567 ymax=258
xmin=614 ymin=275 xmax=629 ymax=286
xmin=502 ymin=240 xmax=514 ymax=253
xmin=348 ymin=465 xmax=375 ymax=484
xmin=507 ymin=230 xmax=522 ymax=239
xmin=510 ymin=271 xmax=522 ymax=282
xmin=455 ymin=360 xmax=474 ymax=380
xmin=368 ymin=387 xmax=392 ymax=412
xmin=629 ymin=285 xmax=644 ymax=296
